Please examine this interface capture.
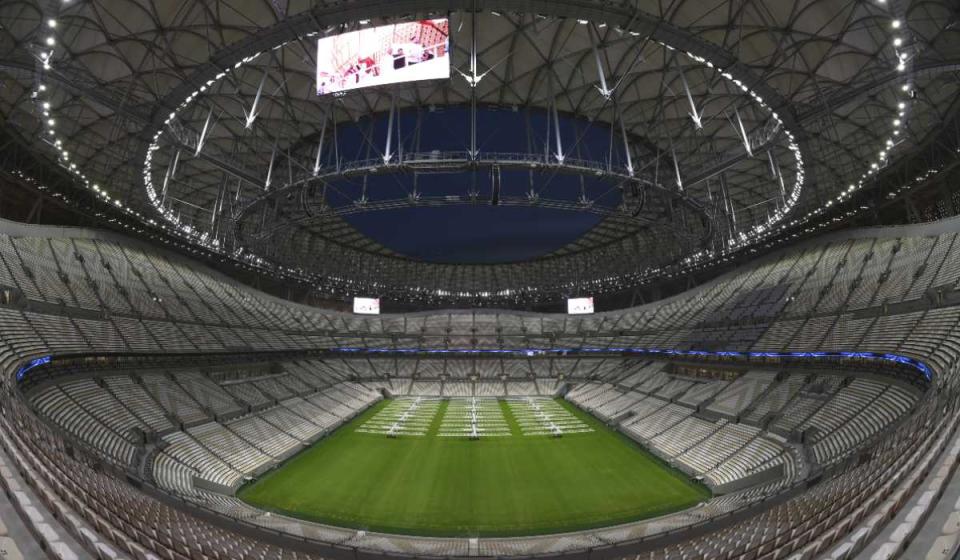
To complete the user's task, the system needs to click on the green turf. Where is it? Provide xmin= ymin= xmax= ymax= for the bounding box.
xmin=238 ymin=398 xmax=710 ymax=537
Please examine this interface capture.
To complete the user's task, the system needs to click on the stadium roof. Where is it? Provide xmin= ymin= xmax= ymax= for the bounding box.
xmin=1 ymin=0 xmax=958 ymax=306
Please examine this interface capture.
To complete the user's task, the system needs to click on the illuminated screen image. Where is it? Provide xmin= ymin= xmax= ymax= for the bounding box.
xmin=567 ymin=297 xmax=595 ymax=315
xmin=317 ymin=19 xmax=450 ymax=95
xmin=353 ymin=297 xmax=381 ymax=315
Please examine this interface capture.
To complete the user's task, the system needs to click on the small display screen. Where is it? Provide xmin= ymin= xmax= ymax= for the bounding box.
xmin=567 ymin=297 xmax=595 ymax=315
xmin=353 ymin=297 xmax=381 ymax=314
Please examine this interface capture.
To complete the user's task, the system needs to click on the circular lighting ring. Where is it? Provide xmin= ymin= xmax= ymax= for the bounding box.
xmin=140 ymin=1 xmax=807 ymax=288
xmin=232 ymin=147 xmax=712 ymax=247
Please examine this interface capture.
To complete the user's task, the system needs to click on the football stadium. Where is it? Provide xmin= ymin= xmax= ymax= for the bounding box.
xmin=0 ymin=1 xmax=958 ymax=559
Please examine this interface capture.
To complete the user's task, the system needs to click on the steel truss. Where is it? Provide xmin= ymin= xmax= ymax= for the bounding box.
xmin=0 ymin=0 xmax=957 ymax=306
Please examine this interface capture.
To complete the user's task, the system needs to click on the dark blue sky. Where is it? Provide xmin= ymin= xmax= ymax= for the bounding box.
xmin=345 ymin=206 xmax=601 ymax=263
xmin=328 ymin=105 xmax=623 ymax=263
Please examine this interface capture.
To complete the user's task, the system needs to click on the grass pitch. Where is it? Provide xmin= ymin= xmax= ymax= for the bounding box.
xmin=238 ymin=398 xmax=710 ymax=537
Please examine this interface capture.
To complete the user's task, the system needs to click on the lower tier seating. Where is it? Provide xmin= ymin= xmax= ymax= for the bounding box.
xmin=566 ymin=370 xmax=918 ymax=488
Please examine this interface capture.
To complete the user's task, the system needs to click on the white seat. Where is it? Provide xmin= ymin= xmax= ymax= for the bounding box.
xmin=0 ymin=536 xmax=24 ymax=560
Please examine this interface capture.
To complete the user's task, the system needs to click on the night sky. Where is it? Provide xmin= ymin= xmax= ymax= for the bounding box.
xmin=345 ymin=206 xmax=602 ymax=263
xmin=328 ymin=105 xmax=624 ymax=264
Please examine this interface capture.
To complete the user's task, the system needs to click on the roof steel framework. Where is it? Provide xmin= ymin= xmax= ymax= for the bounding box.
xmin=0 ymin=0 xmax=957 ymax=306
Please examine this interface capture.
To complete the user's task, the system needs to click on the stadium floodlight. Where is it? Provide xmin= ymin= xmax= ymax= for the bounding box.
xmin=353 ymin=297 xmax=381 ymax=314
xmin=567 ymin=297 xmax=594 ymax=315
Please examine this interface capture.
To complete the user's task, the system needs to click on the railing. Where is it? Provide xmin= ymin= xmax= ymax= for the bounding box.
xmin=313 ymin=150 xmax=647 ymax=183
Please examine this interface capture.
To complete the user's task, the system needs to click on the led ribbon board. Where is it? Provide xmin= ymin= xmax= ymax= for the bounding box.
xmin=16 ymin=355 xmax=51 ymax=381
xmin=317 ymin=19 xmax=450 ymax=95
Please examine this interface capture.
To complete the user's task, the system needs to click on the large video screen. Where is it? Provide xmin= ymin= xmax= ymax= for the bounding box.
xmin=317 ymin=19 xmax=450 ymax=95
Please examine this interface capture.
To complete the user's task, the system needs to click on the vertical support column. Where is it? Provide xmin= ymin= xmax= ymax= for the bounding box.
xmin=653 ymin=147 xmax=660 ymax=186
xmin=265 ymin=142 xmax=277 ymax=190
xmin=590 ymin=24 xmax=610 ymax=98
xmin=313 ymin=112 xmax=327 ymax=175
xmin=245 ymin=70 xmax=267 ymax=129
xmin=414 ymin=105 xmax=423 ymax=200
xmin=766 ymin=149 xmax=778 ymax=179
xmin=607 ymin=116 xmax=615 ymax=172
xmin=195 ymin=108 xmax=214 ymax=156
xmin=469 ymin=8 xmax=478 ymax=160
xmin=287 ymin=148 xmax=293 ymax=186
xmin=721 ymin=173 xmax=736 ymax=236
xmin=333 ymin=116 xmax=340 ymax=173
xmin=543 ymin=102 xmax=551 ymax=162
xmin=667 ymin=131 xmax=683 ymax=192
xmin=384 ymin=95 xmax=396 ymax=164
xmin=211 ymin=176 xmax=226 ymax=231
xmin=670 ymin=142 xmax=683 ymax=191
xmin=552 ymin=98 xmax=564 ymax=163
xmin=470 ymin=88 xmax=478 ymax=159
xmin=733 ymin=107 xmax=753 ymax=157
xmin=676 ymin=63 xmax=703 ymax=129
xmin=617 ymin=101 xmax=633 ymax=175
xmin=396 ymin=101 xmax=404 ymax=163
xmin=160 ymin=160 xmax=172 ymax=209
xmin=170 ymin=149 xmax=181 ymax=179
